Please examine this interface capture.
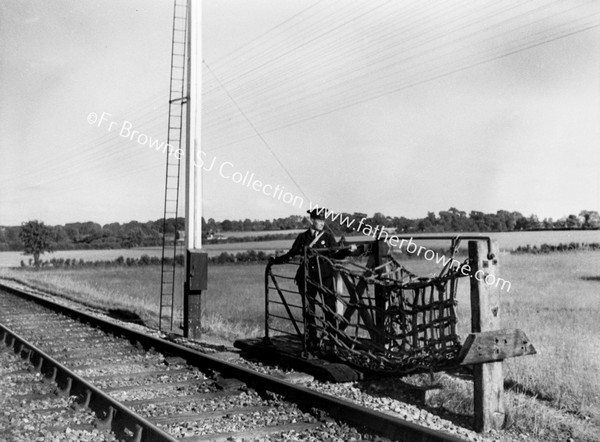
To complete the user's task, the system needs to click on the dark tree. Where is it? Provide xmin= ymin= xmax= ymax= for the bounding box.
xmin=469 ymin=211 xmax=487 ymax=231
xmin=580 ymin=210 xmax=600 ymax=229
xmin=566 ymin=214 xmax=581 ymax=229
xmin=19 ymin=220 xmax=54 ymax=267
xmin=392 ymin=216 xmax=415 ymax=233
xmin=243 ymin=218 xmax=253 ymax=231
xmin=221 ymin=219 xmax=233 ymax=231
xmin=370 ymin=212 xmax=388 ymax=227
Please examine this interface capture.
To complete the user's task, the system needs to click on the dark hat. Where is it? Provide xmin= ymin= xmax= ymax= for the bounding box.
xmin=307 ymin=208 xmax=326 ymax=220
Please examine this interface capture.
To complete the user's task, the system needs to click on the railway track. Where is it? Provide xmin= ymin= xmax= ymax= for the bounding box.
xmin=0 ymin=283 xmax=467 ymax=442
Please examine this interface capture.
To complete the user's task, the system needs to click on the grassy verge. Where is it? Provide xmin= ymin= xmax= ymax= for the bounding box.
xmin=1 ymin=251 xmax=599 ymax=440
xmin=0 ymin=264 xmax=267 ymax=341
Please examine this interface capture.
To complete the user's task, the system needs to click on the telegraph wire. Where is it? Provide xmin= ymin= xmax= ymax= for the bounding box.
xmin=0 ymin=95 xmax=168 ymax=184
xmin=199 ymin=2 xmax=599 ymax=150
xmin=202 ymin=0 xmax=563 ymax=114
xmin=202 ymin=16 xmax=600 ymax=153
xmin=200 ymin=0 xmax=544 ymax=135
xmin=1 ymin=103 xmax=169 ymax=186
xmin=6 ymin=1 xmax=600 ymax=208
xmin=203 ymin=0 xmax=523 ymax=107
xmin=201 ymin=0 xmax=453 ymax=111
xmin=203 ymin=0 xmax=472 ymax=91
xmin=208 ymin=0 xmax=326 ymax=66
xmin=203 ymin=60 xmax=310 ymax=202
xmin=205 ymin=0 xmax=369 ymax=85
xmin=209 ymin=0 xmax=395 ymax=90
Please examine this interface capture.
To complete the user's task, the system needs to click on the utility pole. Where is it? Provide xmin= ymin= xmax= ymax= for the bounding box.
xmin=183 ymin=0 xmax=206 ymax=340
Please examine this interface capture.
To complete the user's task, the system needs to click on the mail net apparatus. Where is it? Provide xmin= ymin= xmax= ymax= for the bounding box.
xmin=265 ymin=240 xmax=469 ymax=374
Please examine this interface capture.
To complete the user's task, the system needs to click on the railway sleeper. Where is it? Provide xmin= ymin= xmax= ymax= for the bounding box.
xmin=180 ymin=421 xmax=325 ymax=442
xmin=86 ymin=367 xmax=193 ymax=381
xmin=122 ymin=390 xmax=242 ymax=406
xmin=70 ymin=360 xmax=170 ymax=372
xmin=103 ymin=379 xmax=215 ymax=393
xmin=48 ymin=346 xmax=141 ymax=360
xmin=151 ymin=405 xmax=274 ymax=425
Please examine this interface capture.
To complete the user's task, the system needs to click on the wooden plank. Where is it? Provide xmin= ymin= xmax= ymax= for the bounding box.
xmin=468 ymin=240 xmax=505 ymax=432
xmin=458 ymin=329 xmax=536 ymax=365
xmin=234 ymin=337 xmax=361 ymax=382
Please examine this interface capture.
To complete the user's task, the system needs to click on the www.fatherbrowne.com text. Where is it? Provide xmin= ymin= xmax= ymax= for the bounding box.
xmin=306 ymin=205 xmax=511 ymax=293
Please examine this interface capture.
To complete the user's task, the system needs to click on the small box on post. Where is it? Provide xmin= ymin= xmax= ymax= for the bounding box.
xmin=184 ymin=249 xmax=207 ymax=340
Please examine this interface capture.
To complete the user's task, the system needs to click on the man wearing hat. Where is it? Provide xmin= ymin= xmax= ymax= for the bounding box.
xmin=270 ymin=208 xmax=340 ymax=349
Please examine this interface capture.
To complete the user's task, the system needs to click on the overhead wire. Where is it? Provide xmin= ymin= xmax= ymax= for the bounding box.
xmin=205 ymin=0 xmax=582 ymax=92
xmin=200 ymin=6 xmax=520 ymax=142
xmin=203 ymin=60 xmax=310 ymax=202
xmin=203 ymin=0 xmax=364 ymax=90
xmin=2 ymin=100 xmax=170 ymax=186
xmin=203 ymin=14 xmax=600 ymax=151
xmin=200 ymin=0 xmax=444 ymax=125
xmin=199 ymin=0 xmax=600 ymax=151
xmin=203 ymin=0 xmax=464 ymax=91
xmin=207 ymin=0 xmax=327 ymax=66
xmin=202 ymin=0 xmax=520 ymax=109
xmin=35 ymin=0 xmax=584 ymax=185
xmin=8 ymin=1 xmax=599 ymax=212
xmin=201 ymin=0 xmax=565 ymax=119
xmin=200 ymin=0 xmax=498 ymax=138
xmin=2 ymin=98 xmax=168 ymax=180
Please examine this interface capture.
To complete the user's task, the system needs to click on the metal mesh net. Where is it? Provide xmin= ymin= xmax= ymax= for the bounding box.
xmin=266 ymin=240 xmax=469 ymax=374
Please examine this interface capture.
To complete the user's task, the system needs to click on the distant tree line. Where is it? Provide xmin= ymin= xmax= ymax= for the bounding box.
xmin=323 ymin=208 xmax=600 ymax=236
xmin=204 ymin=215 xmax=306 ymax=234
xmin=1 ymin=208 xmax=598 ymax=252
xmin=204 ymin=209 xmax=600 ymax=236
xmin=0 ymin=219 xmax=178 ymax=252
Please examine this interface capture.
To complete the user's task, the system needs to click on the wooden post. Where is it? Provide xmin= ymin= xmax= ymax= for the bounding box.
xmin=468 ymin=240 xmax=505 ymax=432
xmin=373 ymin=240 xmax=388 ymax=345
xmin=264 ymin=265 xmax=270 ymax=343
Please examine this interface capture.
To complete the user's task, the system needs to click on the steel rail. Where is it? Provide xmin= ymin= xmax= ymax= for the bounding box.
xmin=0 ymin=322 xmax=178 ymax=442
xmin=0 ymin=282 xmax=467 ymax=442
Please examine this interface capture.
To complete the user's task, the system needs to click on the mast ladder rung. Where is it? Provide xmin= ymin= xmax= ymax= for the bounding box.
xmin=160 ymin=0 xmax=188 ymax=334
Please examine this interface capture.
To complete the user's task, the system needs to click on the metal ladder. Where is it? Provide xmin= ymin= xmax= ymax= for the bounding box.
xmin=159 ymin=0 xmax=188 ymax=333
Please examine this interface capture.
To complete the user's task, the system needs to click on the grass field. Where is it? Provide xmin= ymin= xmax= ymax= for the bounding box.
xmin=1 ymin=250 xmax=599 ymax=440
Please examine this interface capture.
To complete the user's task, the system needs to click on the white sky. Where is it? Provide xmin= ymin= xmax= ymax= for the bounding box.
xmin=1 ymin=0 xmax=599 ymax=226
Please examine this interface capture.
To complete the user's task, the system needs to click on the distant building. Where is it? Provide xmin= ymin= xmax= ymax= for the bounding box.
xmin=206 ymin=231 xmax=227 ymax=241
